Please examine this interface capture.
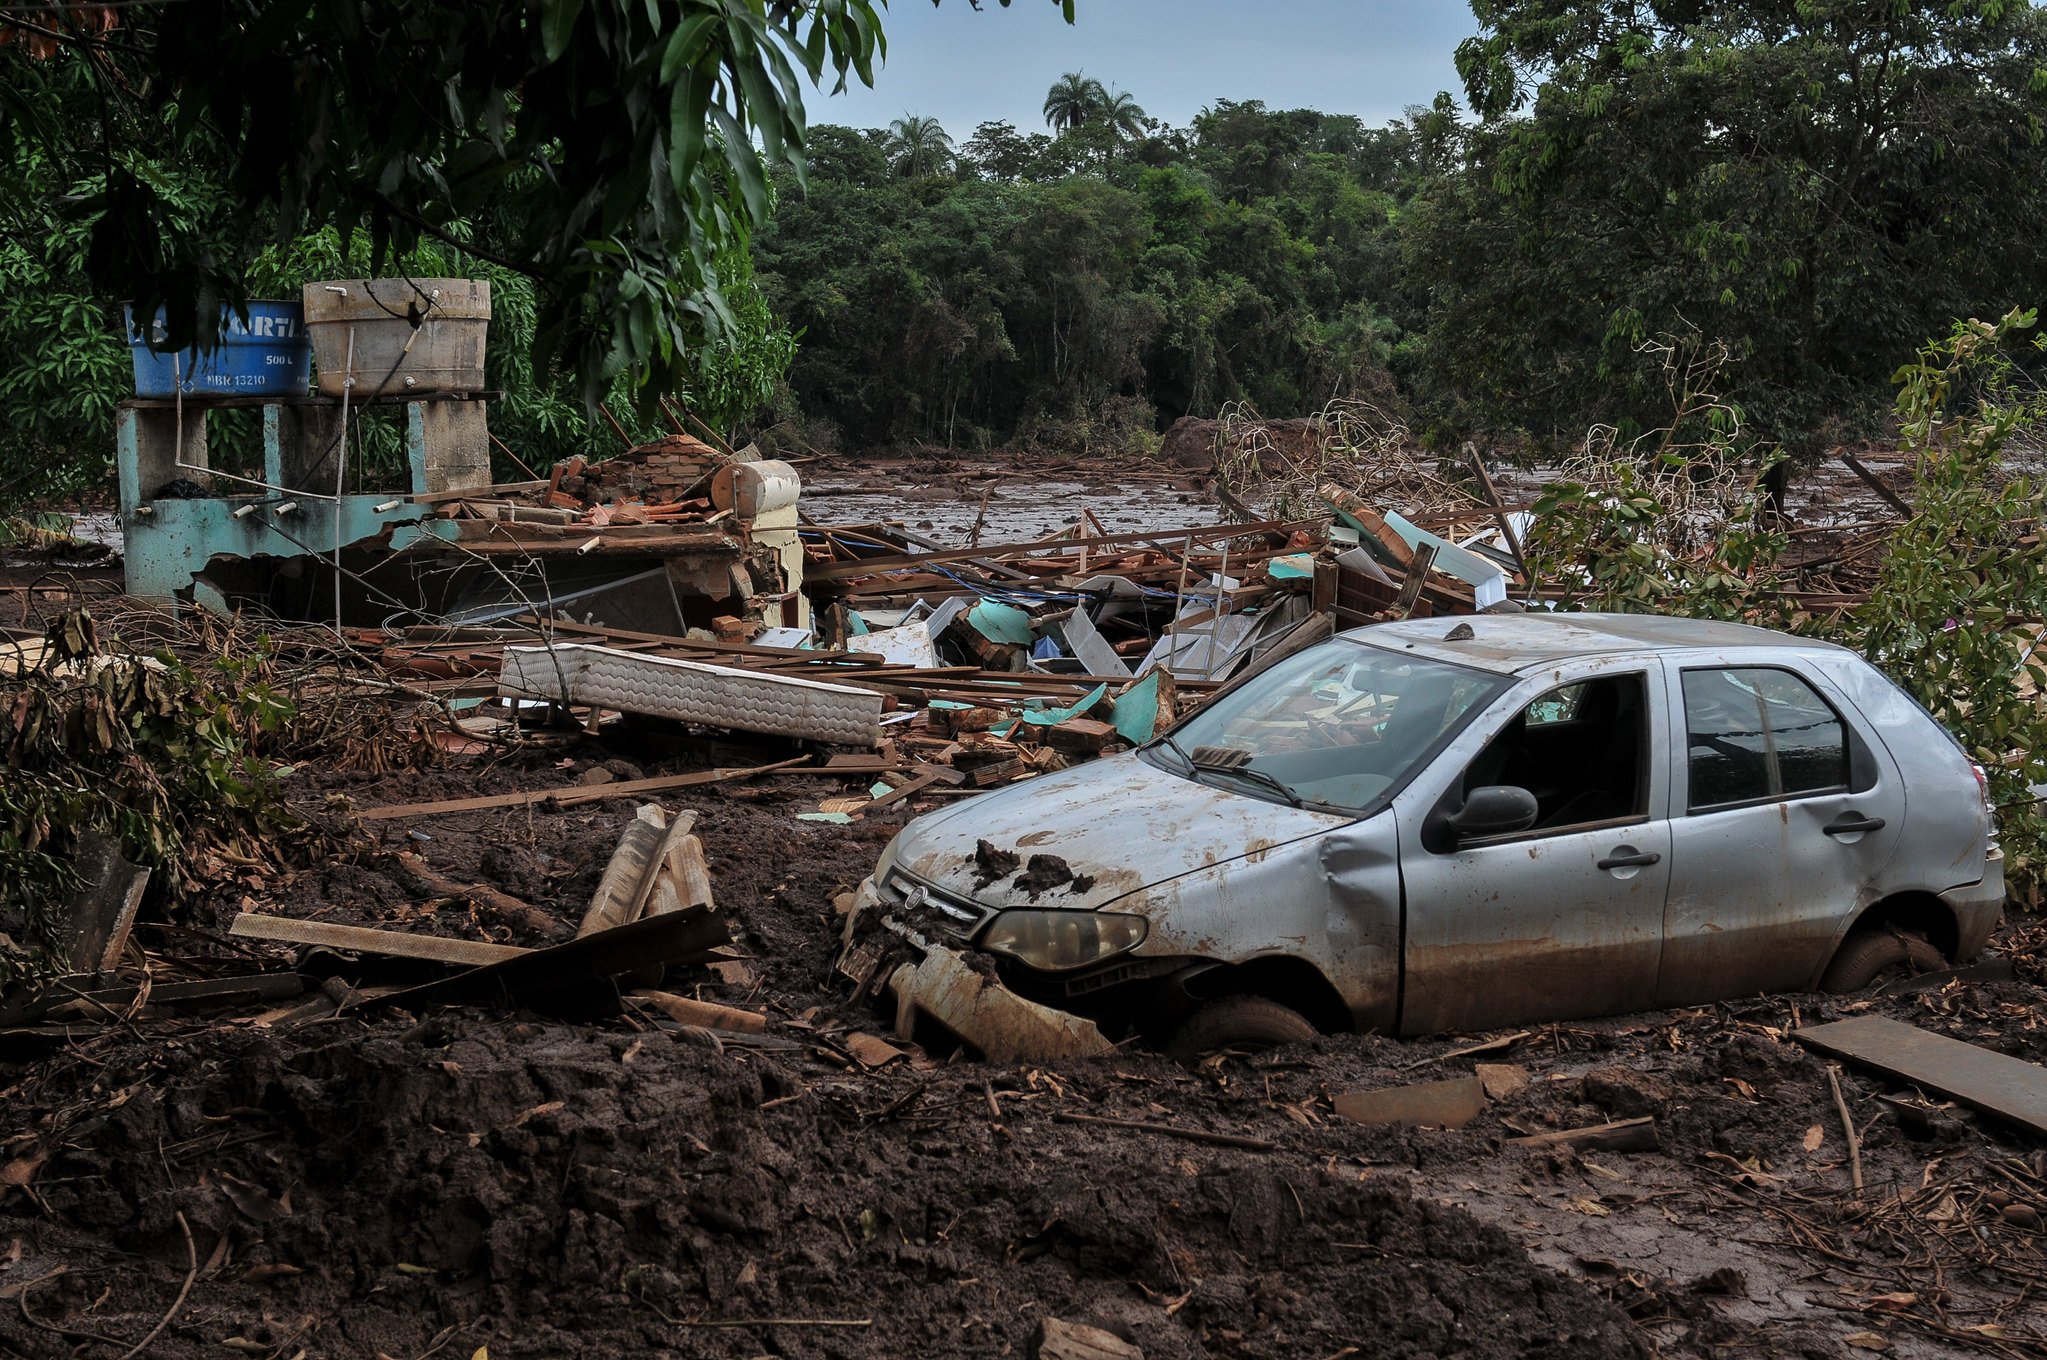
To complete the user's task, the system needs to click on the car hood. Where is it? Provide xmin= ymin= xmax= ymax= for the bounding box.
xmin=893 ymin=750 xmax=1352 ymax=912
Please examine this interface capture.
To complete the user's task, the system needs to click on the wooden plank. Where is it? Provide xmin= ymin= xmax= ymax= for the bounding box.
xmin=1838 ymin=451 xmax=1914 ymax=519
xmin=0 ymin=972 xmax=304 ymax=1028
xmin=1466 ymin=447 xmax=1530 ymax=581
xmin=1331 ymin=1074 xmax=1486 ymax=1129
xmin=860 ymin=768 xmax=941 ymax=810
xmin=412 ymin=478 xmax=549 ymax=505
xmin=1319 ymin=484 xmax=1414 ymax=565
xmin=579 ymin=806 xmax=674 ymax=936
xmin=353 ymin=758 xmax=813 ymax=821
xmin=1793 ymin=1015 xmax=2047 ymax=1138
xmin=1507 ymin=1117 xmax=1659 ymax=1153
xmin=229 ymin=914 xmax=528 ymax=967
xmin=354 ymin=907 xmax=730 ymax=1013
xmin=1391 ymin=540 xmax=1440 ymax=619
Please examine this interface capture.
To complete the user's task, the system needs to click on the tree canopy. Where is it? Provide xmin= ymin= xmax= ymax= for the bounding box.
xmin=7 ymin=0 xmax=2047 ymax=490
xmin=1413 ymin=0 xmax=2047 ymax=447
xmin=754 ymin=99 xmax=1421 ymax=452
xmin=0 ymin=0 xmax=1071 ymax=412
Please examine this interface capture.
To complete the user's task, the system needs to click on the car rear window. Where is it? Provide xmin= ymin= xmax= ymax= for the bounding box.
xmin=1683 ymin=667 xmax=1849 ymax=810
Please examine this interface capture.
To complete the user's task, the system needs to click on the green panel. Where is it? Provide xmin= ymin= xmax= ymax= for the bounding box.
xmin=123 ymin=496 xmax=430 ymax=600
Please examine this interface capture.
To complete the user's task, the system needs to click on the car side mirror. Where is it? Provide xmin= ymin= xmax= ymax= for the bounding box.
xmin=1446 ymin=785 xmax=1539 ymax=839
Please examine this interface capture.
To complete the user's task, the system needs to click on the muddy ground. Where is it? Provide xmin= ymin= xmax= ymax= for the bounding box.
xmin=3 ymin=717 xmax=2045 ymax=1360
xmin=3 ymin=442 xmax=2044 ymax=1357
xmin=798 ymin=447 xmax=1216 ymax=544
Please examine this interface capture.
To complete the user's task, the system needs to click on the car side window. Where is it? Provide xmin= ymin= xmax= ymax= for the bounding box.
xmin=1683 ymin=667 xmax=1848 ymax=812
xmin=1523 ymin=683 xmax=1587 ymax=726
xmin=1456 ymin=673 xmax=1650 ymax=836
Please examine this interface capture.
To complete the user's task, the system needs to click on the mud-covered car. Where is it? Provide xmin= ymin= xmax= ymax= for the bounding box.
xmin=842 ymin=614 xmax=2005 ymax=1055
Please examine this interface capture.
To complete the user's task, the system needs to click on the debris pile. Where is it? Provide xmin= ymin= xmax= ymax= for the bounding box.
xmin=11 ymin=418 xmax=2047 ymax=1360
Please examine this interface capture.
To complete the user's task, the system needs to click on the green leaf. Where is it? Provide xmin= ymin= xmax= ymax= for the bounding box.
xmin=540 ymin=0 xmax=585 ymax=62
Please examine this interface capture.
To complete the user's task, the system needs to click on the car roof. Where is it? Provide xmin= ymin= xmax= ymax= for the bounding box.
xmin=1343 ymin=612 xmax=1854 ymax=675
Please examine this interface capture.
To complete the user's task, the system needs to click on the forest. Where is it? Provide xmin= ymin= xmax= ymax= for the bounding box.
xmin=4 ymin=0 xmax=2047 ymax=497
xmin=758 ymin=0 xmax=2047 ymax=458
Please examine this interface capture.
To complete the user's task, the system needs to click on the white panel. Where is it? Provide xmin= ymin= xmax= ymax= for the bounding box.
xmin=499 ymin=643 xmax=883 ymax=747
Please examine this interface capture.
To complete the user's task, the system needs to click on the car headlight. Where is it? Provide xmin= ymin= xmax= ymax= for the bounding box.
xmin=979 ymin=910 xmax=1147 ymax=972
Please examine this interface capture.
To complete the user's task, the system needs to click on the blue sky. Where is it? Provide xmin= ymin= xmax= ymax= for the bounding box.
xmin=818 ymin=0 xmax=1482 ymax=139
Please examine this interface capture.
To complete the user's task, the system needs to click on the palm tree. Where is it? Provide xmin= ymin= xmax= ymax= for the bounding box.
xmin=884 ymin=115 xmax=954 ymax=179
xmin=1098 ymin=89 xmax=1148 ymax=144
xmin=1042 ymin=72 xmax=1107 ymax=134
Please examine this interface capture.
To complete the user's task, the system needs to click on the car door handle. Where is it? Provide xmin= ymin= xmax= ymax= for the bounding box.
xmin=1597 ymin=847 xmax=1662 ymax=870
xmin=1824 ymin=812 xmax=1887 ymax=837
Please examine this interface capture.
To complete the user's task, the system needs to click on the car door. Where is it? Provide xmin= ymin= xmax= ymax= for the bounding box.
xmin=1393 ymin=662 xmax=1673 ymax=1035
xmin=1653 ymin=656 xmax=1907 ymax=1006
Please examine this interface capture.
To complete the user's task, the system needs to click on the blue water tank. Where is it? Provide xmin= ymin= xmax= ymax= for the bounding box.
xmin=124 ymin=300 xmax=313 ymax=398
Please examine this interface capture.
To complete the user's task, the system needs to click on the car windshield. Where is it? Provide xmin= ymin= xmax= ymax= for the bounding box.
xmin=1153 ymin=639 xmax=1511 ymax=811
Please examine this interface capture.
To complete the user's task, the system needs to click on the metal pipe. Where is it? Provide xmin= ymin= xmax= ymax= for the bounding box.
xmin=334 ymin=325 xmax=355 ymax=635
xmin=170 ymin=463 xmax=340 ymax=502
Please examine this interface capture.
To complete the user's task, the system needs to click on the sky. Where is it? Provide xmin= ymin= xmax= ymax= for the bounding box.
xmin=819 ymin=0 xmax=1482 ymax=139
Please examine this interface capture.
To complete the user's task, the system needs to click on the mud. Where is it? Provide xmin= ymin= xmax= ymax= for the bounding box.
xmin=1013 ymin=853 xmax=1081 ymax=898
xmin=800 ymin=448 xmax=1214 ymax=544
xmin=3 ymin=713 xmax=2046 ymax=1358
xmin=971 ymin=839 xmax=1021 ymax=888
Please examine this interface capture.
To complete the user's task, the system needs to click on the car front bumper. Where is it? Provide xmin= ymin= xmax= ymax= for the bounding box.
xmin=837 ymin=875 xmax=1114 ymax=1061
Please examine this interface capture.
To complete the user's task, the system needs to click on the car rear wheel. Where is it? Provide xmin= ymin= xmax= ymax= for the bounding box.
xmin=1820 ymin=929 xmax=1945 ymax=993
xmin=1165 ymin=996 xmax=1318 ymax=1058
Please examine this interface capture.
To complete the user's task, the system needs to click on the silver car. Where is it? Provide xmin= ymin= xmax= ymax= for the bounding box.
xmin=849 ymin=614 xmax=2005 ymax=1054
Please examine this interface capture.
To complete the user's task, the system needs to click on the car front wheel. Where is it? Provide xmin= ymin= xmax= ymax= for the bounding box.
xmin=1820 ymin=928 xmax=1945 ymax=993
xmin=1164 ymin=996 xmax=1318 ymax=1058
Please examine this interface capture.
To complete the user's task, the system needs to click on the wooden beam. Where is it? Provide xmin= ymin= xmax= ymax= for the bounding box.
xmin=1466 ymin=447 xmax=1530 ymax=581
xmin=411 ymin=479 xmax=549 ymax=505
xmin=353 ymin=758 xmax=813 ymax=821
xmin=1391 ymin=541 xmax=1440 ymax=619
xmin=1506 ymin=1117 xmax=1659 ymax=1153
xmin=1838 ymin=451 xmax=1914 ymax=519
xmin=229 ymin=914 xmax=528 ymax=966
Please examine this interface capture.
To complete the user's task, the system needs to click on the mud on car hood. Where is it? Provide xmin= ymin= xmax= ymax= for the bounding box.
xmin=891 ymin=750 xmax=1351 ymax=914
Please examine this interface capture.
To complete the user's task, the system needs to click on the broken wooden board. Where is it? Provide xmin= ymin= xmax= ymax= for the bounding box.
xmin=860 ymin=768 xmax=942 ymax=811
xmin=1507 ymin=1117 xmax=1659 ymax=1154
xmin=628 ymin=989 xmax=766 ymax=1034
xmin=63 ymin=830 xmax=150 ymax=973
xmin=355 ymin=907 xmax=730 ymax=1015
xmin=580 ymin=805 xmax=676 ymax=935
xmin=229 ymin=914 xmax=527 ymax=967
xmin=352 ymin=757 xmax=811 ymax=821
xmin=1793 ymin=1015 xmax=2047 ymax=1139
xmin=1331 ymin=1074 xmax=1486 ymax=1129
xmin=0 ymin=972 xmax=304 ymax=1029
